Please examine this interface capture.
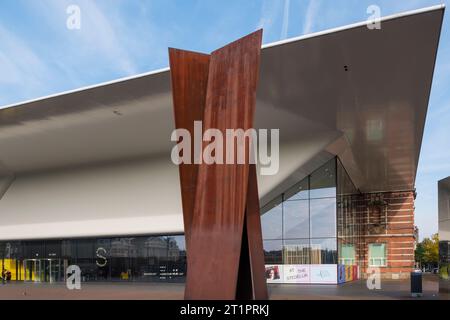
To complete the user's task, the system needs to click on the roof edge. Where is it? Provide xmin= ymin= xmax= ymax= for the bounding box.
xmin=0 ymin=4 xmax=445 ymax=111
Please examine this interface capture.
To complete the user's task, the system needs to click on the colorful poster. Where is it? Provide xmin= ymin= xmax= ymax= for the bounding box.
xmin=345 ymin=265 xmax=353 ymax=282
xmin=283 ymin=265 xmax=310 ymax=283
xmin=310 ymin=265 xmax=338 ymax=284
xmin=265 ymin=265 xmax=283 ymax=283
xmin=338 ymin=264 xmax=346 ymax=284
xmin=352 ymin=265 xmax=359 ymax=280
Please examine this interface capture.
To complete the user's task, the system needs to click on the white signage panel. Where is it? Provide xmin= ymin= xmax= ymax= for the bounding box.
xmin=310 ymin=264 xmax=338 ymax=284
xmin=283 ymin=265 xmax=310 ymax=283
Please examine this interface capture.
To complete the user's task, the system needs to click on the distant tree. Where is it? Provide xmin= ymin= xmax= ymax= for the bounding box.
xmin=415 ymin=233 xmax=439 ymax=269
xmin=415 ymin=243 xmax=425 ymax=267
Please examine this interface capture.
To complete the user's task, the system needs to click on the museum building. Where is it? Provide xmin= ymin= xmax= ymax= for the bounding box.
xmin=0 ymin=6 xmax=444 ymax=284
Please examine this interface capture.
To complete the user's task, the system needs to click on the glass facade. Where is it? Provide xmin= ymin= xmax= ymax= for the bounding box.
xmin=261 ymin=157 xmax=361 ymax=284
xmin=336 ymin=158 xmax=361 ymax=267
xmin=0 ymin=235 xmax=186 ymax=283
xmin=261 ymin=158 xmax=341 ymax=283
xmin=261 ymin=158 xmax=338 ymax=266
xmin=0 ymin=157 xmax=361 ymax=286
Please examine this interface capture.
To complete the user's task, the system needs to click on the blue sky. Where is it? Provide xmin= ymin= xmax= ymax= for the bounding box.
xmin=0 ymin=0 xmax=448 ymax=240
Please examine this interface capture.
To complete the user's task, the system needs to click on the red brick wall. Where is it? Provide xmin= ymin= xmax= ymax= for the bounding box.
xmin=356 ymin=191 xmax=416 ymax=279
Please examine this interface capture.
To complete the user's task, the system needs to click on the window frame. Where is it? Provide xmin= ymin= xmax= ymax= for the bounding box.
xmin=368 ymin=243 xmax=387 ymax=267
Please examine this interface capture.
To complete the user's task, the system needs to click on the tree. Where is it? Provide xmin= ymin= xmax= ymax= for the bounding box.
xmin=415 ymin=243 xmax=425 ymax=266
xmin=415 ymin=233 xmax=439 ymax=269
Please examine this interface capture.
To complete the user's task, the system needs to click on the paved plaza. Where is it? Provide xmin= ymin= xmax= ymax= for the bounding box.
xmin=0 ymin=274 xmax=447 ymax=300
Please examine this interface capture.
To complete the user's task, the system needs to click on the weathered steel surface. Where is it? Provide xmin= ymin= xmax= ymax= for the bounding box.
xmin=168 ymin=48 xmax=210 ymax=243
xmin=236 ymin=165 xmax=268 ymax=300
xmin=169 ymin=30 xmax=267 ymax=300
xmin=243 ymin=164 xmax=269 ymax=299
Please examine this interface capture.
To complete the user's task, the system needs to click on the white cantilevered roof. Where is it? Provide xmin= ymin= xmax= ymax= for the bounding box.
xmin=0 ymin=5 xmax=445 ymax=194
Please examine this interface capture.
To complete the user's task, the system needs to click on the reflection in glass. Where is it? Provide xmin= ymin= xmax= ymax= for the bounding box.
xmin=310 ymin=159 xmax=336 ymax=199
xmin=284 ymin=177 xmax=309 ymax=201
xmin=0 ymin=235 xmax=186 ymax=283
xmin=261 ymin=199 xmax=283 ymax=240
xmin=311 ymin=238 xmax=337 ymax=264
xmin=337 ymin=158 xmax=358 ymax=196
xmin=339 ymin=244 xmax=355 ymax=265
xmin=283 ymin=200 xmax=309 ymax=239
xmin=263 ymin=240 xmax=282 ymax=264
xmin=283 ymin=239 xmax=310 ymax=264
xmin=368 ymin=243 xmax=386 ymax=267
xmin=310 ymin=198 xmax=336 ymax=238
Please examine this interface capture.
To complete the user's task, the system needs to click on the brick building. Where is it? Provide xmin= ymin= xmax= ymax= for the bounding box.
xmin=357 ymin=191 xmax=416 ymax=279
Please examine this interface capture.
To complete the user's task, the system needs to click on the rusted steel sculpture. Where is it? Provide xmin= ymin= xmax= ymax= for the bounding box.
xmin=169 ymin=30 xmax=267 ymax=300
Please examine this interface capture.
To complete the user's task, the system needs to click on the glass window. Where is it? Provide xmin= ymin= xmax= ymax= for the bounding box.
xmin=45 ymin=241 xmax=62 ymax=258
xmin=283 ymin=200 xmax=309 ymax=239
xmin=23 ymin=241 xmax=45 ymax=259
xmin=339 ymin=244 xmax=355 ymax=265
xmin=94 ymin=239 xmax=111 ymax=281
xmin=283 ymin=239 xmax=310 ymax=264
xmin=75 ymin=239 xmax=96 ymax=282
xmin=310 ymin=238 xmax=337 ymax=264
xmin=261 ymin=198 xmax=283 ymax=240
xmin=310 ymin=198 xmax=336 ymax=238
xmin=310 ymin=159 xmax=336 ymax=199
xmin=61 ymin=240 xmax=75 ymax=259
xmin=337 ymin=158 xmax=358 ymax=196
xmin=165 ymin=236 xmax=186 ymax=282
xmin=1 ymin=242 xmax=22 ymax=260
xmin=0 ymin=235 xmax=187 ymax=283
xmin=263 ymin=240 xmax=282 ymax=264
xmin=139 ymin=236 xmax=169 ymax=282
xmin=284 ymin=177 xmax=309 ymax=200
xmin=369 ymin=243 xmax=386 ymax=267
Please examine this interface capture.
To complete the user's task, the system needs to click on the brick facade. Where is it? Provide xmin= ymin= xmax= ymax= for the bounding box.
xmin=355 ymin=191 xmax=416 ymax=280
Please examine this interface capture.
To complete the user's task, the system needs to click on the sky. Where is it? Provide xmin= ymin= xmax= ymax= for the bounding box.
xmin=0 ymin=0 xmax=449 ymax=240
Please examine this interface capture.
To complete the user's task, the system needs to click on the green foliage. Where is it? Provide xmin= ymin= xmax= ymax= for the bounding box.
xmin=415 ymin=233 xmax=439 ymax=266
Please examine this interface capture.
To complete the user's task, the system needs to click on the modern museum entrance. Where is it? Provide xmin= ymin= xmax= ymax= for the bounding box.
xmin=22 ymin=259 xmax=65 ymax=282
xmin=0 ymin=235 xmax=187 ymax=283
xmin=0 ymin=258 xmax=67 ymax=283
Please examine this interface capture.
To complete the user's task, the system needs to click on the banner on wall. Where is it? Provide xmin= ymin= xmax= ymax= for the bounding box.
xmin=283 ymin=265 xmax=310 ymax=283
xmin=337 ymin=264 xmax=359 ymax=283
xmin=310 ymin=265 xmax=338 ymax=284
xmin=265 ymin=265 xmax=283 ymax=283
xmin=345 ymin=265 xmax=353 ymax=282
xmin=352 ymin=265 xmax=359 ymax=280
xmin=265 ymin=265 xmax=338 ymax=284
xmin=338 ymin=264 xmax=346 ymax=284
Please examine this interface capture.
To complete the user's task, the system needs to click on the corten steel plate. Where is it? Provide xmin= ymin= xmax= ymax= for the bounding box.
xmin=169 ymin=49 xmax=210 ymax=245
xmin=169 ymin=30 xmax=268 ymax=300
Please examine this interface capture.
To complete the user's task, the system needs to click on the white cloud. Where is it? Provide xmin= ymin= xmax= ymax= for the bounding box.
xmin=257 ymin=0 xmax=283 ymax=41
xmin=0 ymin=23 xmax=54 ymax=106
xmin=281 ymin=0 xmax=291 ymax=40
xmin=45 ymin=0 xmax=138 ymax=75
xmin=302 ymin=0 xmax=321 ymax=35
xmin=0 ymin=24 xmax=49 ymax=86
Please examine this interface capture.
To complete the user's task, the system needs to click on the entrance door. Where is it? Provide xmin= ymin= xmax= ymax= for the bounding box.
xmin=23 ymin=259 xmax=63 ymax=283
xmin=23 ymin=259 xmax=42 ymax=282
xmin=46 ymin=259 xmax=62 ymax=283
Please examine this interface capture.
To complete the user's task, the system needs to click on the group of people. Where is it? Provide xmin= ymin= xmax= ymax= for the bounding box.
xmin=1 ymin=269 xmax=12 ymax=282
